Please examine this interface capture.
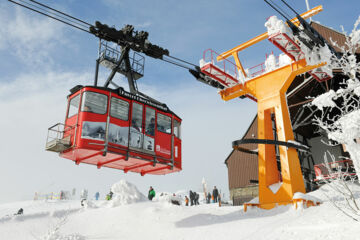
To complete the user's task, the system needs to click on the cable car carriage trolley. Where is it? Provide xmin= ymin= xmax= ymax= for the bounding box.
xmin=46 ymin=86 xmax=182 ymax=175
xmin=44 ymin=21 xmax=184 ymax=176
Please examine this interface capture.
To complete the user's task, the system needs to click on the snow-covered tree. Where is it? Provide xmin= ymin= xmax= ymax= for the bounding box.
xmin=302 ymin=17 xmax=360 ymax=221
xmin=316 ymin=151 xmax=360 ymax=221
xmin=310 ymin=16 xmax=360 ymax=176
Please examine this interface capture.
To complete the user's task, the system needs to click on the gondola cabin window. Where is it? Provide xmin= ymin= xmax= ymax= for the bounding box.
xmin=174 ymin=119 xmax=181 ymax=138
xmin=81 ymin=91 xmax=108 ymax=114
xmin=145 ymin=108 xmax=156 ymax=137
xmin=130 ymin=102 xmax=143 ymax=148
xmin=110 ymin=97 xmax=129 ymax=120
xmin=157 ymin=113 xmax=171 ymax=134
xmin=144 ymin=107 xmax=156 ymax=151
xmin=67 ymin=94 xmax=80 ymax=118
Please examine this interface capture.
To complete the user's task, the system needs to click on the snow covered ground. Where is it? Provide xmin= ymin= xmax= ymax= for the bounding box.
xmin=1 ymin=180 xmax=360 ymax=240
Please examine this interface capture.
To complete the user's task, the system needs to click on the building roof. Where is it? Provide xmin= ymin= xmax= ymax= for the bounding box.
xmin=310 ymin=21 xmax=360 ymax=54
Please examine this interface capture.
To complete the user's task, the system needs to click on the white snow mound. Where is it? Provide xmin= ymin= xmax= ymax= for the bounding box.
xmin=110 ymin=179 xmax=147 ymax=207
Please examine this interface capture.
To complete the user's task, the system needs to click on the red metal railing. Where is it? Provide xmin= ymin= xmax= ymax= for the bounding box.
xmin=202 ymin=49 xmax=238 ymax=80
xmin=247 ymin=54 xmax=280 ymax=78
xmin=314 ymin=159 xmax=357 ymax=182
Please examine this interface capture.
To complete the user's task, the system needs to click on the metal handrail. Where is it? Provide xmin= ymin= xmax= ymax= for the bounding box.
xmin=202 ymin=48 xmax=238 ymax=80
xmin=99 ymin=41 xmax=145 ymax=76
xmin=46 ymin=123 xmax=75 ymax=151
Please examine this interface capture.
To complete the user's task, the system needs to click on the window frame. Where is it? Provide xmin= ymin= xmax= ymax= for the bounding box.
xmin=80 ymin=91 xmax=108 ymax=115
xmin=110 ymin=97 xmax=130 ymax=121
xmin=67 ymin=94 xmax=81 ymax=118
xmin=173 ymin=119 xmax=181 ymax=139
xmin=156 ymin=112 xmax=172 ymax=135
xmin=131 ymin=102 xmax=144 ymax=132
xmin=144 ymin=106 xmax=156 ymax=137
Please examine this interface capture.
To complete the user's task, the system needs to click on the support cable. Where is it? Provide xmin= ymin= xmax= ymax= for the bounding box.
xmin=264 ymin=0 xmax=291 ymax=22
xmin=8 ymin=0 xmax=91 ymax=33
xmin=18 ymin=0 xmax=90 ymax=29
xmin=269 ymin=0 xmax=293 ymax=20
xmin=279 ymin=0 xmax=301 ymax=16
xmin=28 ymin=0 xmax=92 ymax=26
xmin=166 ymin=55 xmax=198 ymax=68
xmin=8 ymin=0 xmax=200 ymax=72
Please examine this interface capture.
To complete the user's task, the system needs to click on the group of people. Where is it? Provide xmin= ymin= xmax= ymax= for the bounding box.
xmin=187 ymin=191 xmax=200 ymax=206
xmin=99 ymin=185 xmax=220 ymax=206
xmin=184 ymin=186 xmax=221 ymax=206
xmin=207 ymin=186 xmax=220 ymax=203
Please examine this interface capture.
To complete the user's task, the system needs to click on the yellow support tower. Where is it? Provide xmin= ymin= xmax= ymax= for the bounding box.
xmin=214 ymin=6 xmax=324 ymax=210
xmin=221 ymin=59 xmax=323 ymax=210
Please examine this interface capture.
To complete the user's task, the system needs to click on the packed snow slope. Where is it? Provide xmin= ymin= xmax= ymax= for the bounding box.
xmin=1 ymin=180 xmax=360 ymax=240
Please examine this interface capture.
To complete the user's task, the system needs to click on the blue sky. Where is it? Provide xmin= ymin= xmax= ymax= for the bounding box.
xmin=0 ymin=0 xmax=359 ymax=203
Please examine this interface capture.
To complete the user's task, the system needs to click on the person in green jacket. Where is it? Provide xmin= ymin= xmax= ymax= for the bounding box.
xmin=148 ymin=186 xmax=155 ymax=201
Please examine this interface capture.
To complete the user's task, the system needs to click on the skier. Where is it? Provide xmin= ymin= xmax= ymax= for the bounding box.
xmin=148 ymin=186 xmax=155 ymax=201
xmin=185 ymin=196 xmax=189 ymax=206
xmin=213 ymin=186 xmax=219 ymax=203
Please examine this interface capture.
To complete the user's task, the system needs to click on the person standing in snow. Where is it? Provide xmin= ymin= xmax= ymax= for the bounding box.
xmin=95 ymin=192 xmax=100 ymax=201
xmin=185 ymin=196 xmax=189 ymax=206
xmin=189 ymin=191 xmax=195 ymax=206
xmin=194 ymin=192 xmax=200 ymax=205
xmin=207 ymin=192 xmax=211 ymax=204
xmin=106 ymin=190 xmax=113 ymax=200
xmin=148 ymin=186 xmax=155 ymax=201
xmin=213 ymin=186 xmax=219 ymax=203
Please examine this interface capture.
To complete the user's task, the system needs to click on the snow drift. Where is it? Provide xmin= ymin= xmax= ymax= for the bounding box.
xmin=109 ymin=179 xmax=147 ymax=207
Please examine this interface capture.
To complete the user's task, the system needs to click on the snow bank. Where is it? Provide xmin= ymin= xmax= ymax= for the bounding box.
xmin=307 ymin=181 xmax=360 ymax=202
xmin=109 ymin=180 xmax=146 ymax=207
xmin=293 ymin=192 xmax=322 ymax=203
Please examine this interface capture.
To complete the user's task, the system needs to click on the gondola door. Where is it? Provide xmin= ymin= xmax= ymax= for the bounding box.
xmin=155 ymin=112 xmax=172 ymax=160
xmin=129 ymin=102 xmax=144 ymax=150
xmin=108 ymin=96 xmax=130 ymax=152
xmin=143 ymin=106 xmax=156 ymax=153
xmin=173 ymin=118 xmax=182 ymax=168
xmin=64 ymin=92 xmax=81 ymax=147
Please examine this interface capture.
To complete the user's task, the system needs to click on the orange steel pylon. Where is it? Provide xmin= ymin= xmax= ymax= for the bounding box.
xmin=203 ymin=5 xmax=325 ymax=210
xmin=220 ymin=59 xmax=324 ymax=210
xmin=212 ymin=5 xmax=326 ymax=211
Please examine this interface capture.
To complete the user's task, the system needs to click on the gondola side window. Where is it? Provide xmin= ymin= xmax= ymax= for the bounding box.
xmin=81 ymin=92 xmax=108 ymax=114
xmin=145 ymin=108 xmax=156 ymax=136
xmin=67 ymin=94 xmax=80 ymax=118
xmin=157 ymin=113 xmax=171 ymax=134
xmin=131 ymin=103 xmax=143 ymax=132
xmin=174 ymin=119 xmax=181 ymax=139
xmin=110 ymin=97 xmax=129 ymax=121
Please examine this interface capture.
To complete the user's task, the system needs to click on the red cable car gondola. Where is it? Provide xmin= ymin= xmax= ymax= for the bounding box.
xmin=46 ymin=85 xmax=182 ymax=175
xmin=45 ymin=33 xmax=183 ymax=175
xmin=7 ymin=1 xmax=217 ymax=176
